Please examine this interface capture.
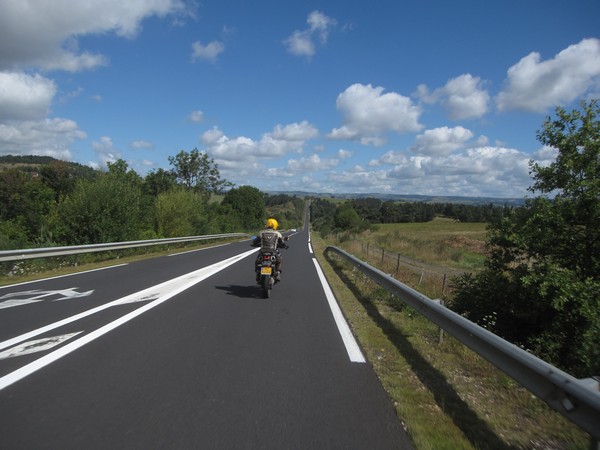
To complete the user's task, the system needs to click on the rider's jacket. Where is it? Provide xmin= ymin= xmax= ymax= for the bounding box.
xmin=258 ymin=229 xmax=282 ymax=252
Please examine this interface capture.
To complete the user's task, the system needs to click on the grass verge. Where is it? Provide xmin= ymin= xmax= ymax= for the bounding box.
xmin=311 ymin=231 xmax=589 ymax=450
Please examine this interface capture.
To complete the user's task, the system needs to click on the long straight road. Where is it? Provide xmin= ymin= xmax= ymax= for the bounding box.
xmin=0 ymin=226 xmax=413 ymax=449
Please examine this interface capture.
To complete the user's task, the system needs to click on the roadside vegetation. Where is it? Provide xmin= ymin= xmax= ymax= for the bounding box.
xmin=310 ymin=101 xmax=598 ymax=449
xmin=0 ymin=149 xmax=304 ymax=280
xmin=312 ymin=225 xmax=588 ymax=449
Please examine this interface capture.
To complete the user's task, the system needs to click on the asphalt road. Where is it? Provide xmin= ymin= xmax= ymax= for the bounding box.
xmin=0 ymin=226 xmax=413 ymax=449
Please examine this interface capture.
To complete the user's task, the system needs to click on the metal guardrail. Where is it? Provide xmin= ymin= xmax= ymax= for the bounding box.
xmin=325 ymin=246 xmax=600 ymax=441
xmin=0 ymin=233 xmax=250 ymax=262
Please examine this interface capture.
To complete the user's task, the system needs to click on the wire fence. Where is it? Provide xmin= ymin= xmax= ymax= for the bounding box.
xmin=349 ymin=241 xmax=468 ymax=301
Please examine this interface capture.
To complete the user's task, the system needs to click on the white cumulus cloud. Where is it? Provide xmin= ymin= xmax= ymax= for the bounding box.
xmin=0 ymin=118 xmax=86 ymax=160
xmin=0 ymin=72 xmax=56 ymax=121
xmin=410 ymin=126 xmax=474 ymax=156
xmin=200 ymin=121 xmax=318 ymax=183
xmin=496 ymin=38 xmax=600 ymax=113
xmin=328 ymin=83 xmax=423 ymax=145
xmin=0 ymin=0 xmax=188 ymax=72
xmin=91 ymin=136 xmax=121 ymax=168
xmin=188 ymin=110 xmax=204 ymax=123
xmin=417 ymin=74 xmax=490 ymax=120
xmin=284 ymin=10 xmax=337 ymax=57
xmin=191 ymin=40 xmax=225 ymax=63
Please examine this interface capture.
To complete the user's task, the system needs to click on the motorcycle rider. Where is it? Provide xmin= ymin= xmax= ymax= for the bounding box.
xmin=253 ymin=218 xmax=286 ymax=283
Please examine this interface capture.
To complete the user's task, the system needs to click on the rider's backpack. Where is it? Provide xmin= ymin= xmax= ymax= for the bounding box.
xmin=260 ymin=231 xmax=279 ymax=252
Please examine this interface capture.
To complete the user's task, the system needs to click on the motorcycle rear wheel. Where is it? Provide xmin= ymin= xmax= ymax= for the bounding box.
xmin=262 ymin=276 xmax=271 ymax=298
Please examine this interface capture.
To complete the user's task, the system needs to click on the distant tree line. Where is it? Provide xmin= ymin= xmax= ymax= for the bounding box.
xmin=0 ymin=149 xmax=304 ymax=251
xmin=310 ymin=196 xmax=511 ymax=235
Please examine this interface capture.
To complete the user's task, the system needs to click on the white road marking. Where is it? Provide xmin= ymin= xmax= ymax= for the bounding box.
xmin=0 ymin=299 xmax=44 ymax=309
xmin=168 ymin=242 xmax=231 ymax=256
xmin=0 ymin=248 xmax=260 ymax=391
xmin=0 ymin=288 xmax=94 ymax=309
xmin=0 ymin=333 xmax=83 ymax=360
xmin=312 ymin=259 xmax=365 ymax=363
xmin=0 ymin=249 xmax=258 ymax=350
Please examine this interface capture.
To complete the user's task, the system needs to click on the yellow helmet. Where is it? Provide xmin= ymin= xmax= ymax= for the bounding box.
xmin=266 ymin=218 xmax=279 ymax=230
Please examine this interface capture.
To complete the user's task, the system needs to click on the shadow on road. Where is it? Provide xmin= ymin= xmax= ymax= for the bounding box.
xmin=214 ymin=284 xmax=265 ymax=299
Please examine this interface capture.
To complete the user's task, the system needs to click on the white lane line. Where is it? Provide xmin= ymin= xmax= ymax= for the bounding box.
xmin=312 ymin=259 xmax=365 ymax=363
xmin=168 ymin=242 xmax=231 ymax=256
xmin=0 ymin=248 xmax=259 ymax=352
xmin=0 ymin=247 xmax=260 ymax=391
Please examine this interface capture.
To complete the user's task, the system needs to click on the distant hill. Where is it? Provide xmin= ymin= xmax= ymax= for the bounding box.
xmin=267 ymin=190 xmax=526 ymax=207
xmin=0 ymin=156 xmax=526 ymax=206
xmin=0 ymin=155 xmax=97 ymax=178
xmin=0 ymin=154 xmax=57 ymax=168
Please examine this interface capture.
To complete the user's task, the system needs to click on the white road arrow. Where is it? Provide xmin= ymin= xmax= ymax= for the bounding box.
xmin=0 ymin=288 xmax=94 ymax=309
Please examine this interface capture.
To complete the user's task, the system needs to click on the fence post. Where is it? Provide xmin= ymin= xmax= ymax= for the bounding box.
xmin=396 ymin=254 xmax=400 ymax=273
xmin=381 ymin=248 xmax=385 ymax=264
xmin=442 ymin=274 xmax=447 ymax=298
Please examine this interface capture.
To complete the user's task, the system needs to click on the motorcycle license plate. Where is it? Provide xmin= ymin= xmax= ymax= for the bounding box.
xmin=260 ymin=267 xmax=272 ymax=275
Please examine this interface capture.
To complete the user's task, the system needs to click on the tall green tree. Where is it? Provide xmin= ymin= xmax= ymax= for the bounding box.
xmin=0 ymin=169 xmax=55 ymax=243
xmin=334 ymin=203 xmax=363 ymax=231
xmin=168 ymin=148 xmax=233 ymax=195
xmin=451 ymin=100 xmax=600 ymax=377
xmin=143 ymin=168 xmax=177 ymax=197
xmin=58 ymin=167 xmax=144 ymax=245
xmin=154 ymin=189 xmax=207 ymax=237
xmin=221 ymin=185 xmax=265 ymax=230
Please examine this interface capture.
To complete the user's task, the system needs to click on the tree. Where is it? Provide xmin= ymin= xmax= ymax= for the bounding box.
xmin=106 ymin=159 xmax=143 ymax=187
xmin=0 ymin=169 xmax=55 ymax=243
xmin=350 ymin=198 xmax=382 ymax=223
xmin=451 ymin=100 xmax=600 ymax=377
xmin=221 ymin=185 xmax=265 ymax=230
xmin=334 ymin=203 xmax=363 ymax=231
xmin=168 ymin=148 xmax=233 ymax=195
xmin=143 ymin=168 xmax=177 ymax=197
xmin=154 ymin=189 xmax=207 ymax=237
xmin=58 ymin=172 xmax=144 ymax=245
xmin=39 ymin=160 xmax=80 ymax=201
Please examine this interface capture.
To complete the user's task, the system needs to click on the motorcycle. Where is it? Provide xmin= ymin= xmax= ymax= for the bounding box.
xmin=254 ymin=236 xmax=289 ymax=298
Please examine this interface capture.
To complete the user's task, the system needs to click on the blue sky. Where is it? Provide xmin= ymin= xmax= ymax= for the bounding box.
xmin=1 ymin=0 xmax=599 ymax=198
